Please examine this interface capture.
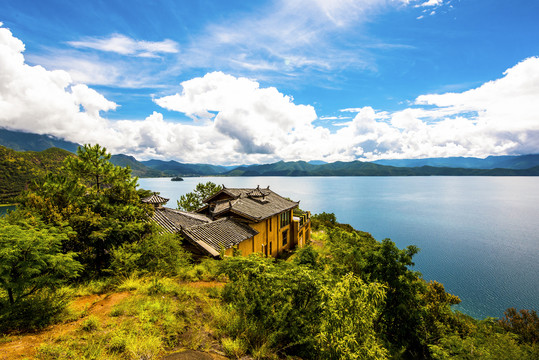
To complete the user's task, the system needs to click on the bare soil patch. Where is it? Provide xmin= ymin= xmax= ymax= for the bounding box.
xmin=0 ymin=292 xmax=130 ymax=360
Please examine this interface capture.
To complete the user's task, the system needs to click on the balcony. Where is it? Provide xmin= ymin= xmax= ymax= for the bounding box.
xmin=293 ymin=209 xmax=311 ymax=229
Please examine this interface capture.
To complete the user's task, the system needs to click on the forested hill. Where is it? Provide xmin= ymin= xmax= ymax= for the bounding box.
xmin=0 ymin=145 xmax=73 ymax=203
xmin=373 ymin=154 xmax=539 ymax=170
xmin=141 ymin=159 xmax=235 ymax=176
xmin=109 ymin=154 xmax=165 ymax=178
xmin=225 ymin=160 xmax=539 ymax=176
xmin=0 ymin=128 xmax=80 ymax=153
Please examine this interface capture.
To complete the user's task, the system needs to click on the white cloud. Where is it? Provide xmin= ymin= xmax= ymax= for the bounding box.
xmin=0 ymin=25 xmax=118 ymax=143
xmin=319 ymin=115 xmax=352 ymax=120
xmin=26 ymin=0 xmax=424 ymax=89
xmin=2 ymin=24 xmax=538 ymax=164
xmin=417 ymin=0 xmax=444 ymax=7
xmin=68 ymin=34 xmax=179 ymax=57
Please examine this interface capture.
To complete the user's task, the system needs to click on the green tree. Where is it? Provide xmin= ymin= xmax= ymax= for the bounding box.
xmin=20 ymin=144 xmax=153 ymax=275
xmin=320 ymin=227 xmax=428 ymax=356
xmin=317 ymin=273 xmax=388 ymax=360
xmin=0 ymin=217 xmax=82 ymax=305
xmin=110 ymin=232 xmax=191 ymax=276
xmin=500 ymin=308 xmax=539 ymax=344
xmin=220 ymin=256 xmax=326 ymax=357
xmin=177 ymin=181 xmax=222 ymax=211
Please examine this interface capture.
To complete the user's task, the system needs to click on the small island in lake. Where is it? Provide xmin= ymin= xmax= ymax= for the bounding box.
xmin=171 ymin=176 xmax=184 ymax=181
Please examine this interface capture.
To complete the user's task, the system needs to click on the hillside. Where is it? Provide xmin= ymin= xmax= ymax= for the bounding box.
xmin=0 ymin=128 xmax=80 ymax=153
xmin=109 ymin=154 xmax=165 ymax=178
xmin=0 ymin=145 xmax=73 ymax=203
xmin=226 ymin=160 xmax=539 ymax=176
xmin=373 ymin=154 xmax=539 ymax=169
xmin=141 ymin=159 xmax=235 ymax=176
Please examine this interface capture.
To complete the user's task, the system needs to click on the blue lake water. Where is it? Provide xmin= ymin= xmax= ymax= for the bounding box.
xmin=138 ymin=176 xmax=539 ymax=319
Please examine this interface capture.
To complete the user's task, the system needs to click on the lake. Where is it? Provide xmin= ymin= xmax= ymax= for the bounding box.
xmin=138 ymin=176 xmax=539 ymax=319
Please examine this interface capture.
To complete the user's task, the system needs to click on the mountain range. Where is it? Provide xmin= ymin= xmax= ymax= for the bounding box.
xmin=1 ymin=128 xmax=539 ymax=178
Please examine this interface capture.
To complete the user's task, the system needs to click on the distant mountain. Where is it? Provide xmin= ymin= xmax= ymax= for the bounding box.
xmin=109 ymin=154 xmax=165 ymax=178
xmin=0 ymin=128 xmax=80 ymax=153
xmin=225 ymin=160 xmax=539 ymax=177
xmin=307 ymin=160 xmax=328 ymax=165
xmin=0 ymin=145 xmax=73 ymax=203
xmin=141 ymin=159 xmax=236 ymax=176
xmin=372 ymin=155 xmax=539 ymax=170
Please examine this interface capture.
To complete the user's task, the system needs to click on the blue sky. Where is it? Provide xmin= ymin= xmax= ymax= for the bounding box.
xmin=1 ymin=0 xmax=538 ymax=164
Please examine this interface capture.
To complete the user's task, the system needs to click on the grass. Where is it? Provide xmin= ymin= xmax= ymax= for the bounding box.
xmin=23 ymin=273 xmax=230 ymax=360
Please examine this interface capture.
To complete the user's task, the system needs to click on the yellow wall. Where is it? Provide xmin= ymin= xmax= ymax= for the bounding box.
xmin=223 ymin=210 xmax=295 ymax=258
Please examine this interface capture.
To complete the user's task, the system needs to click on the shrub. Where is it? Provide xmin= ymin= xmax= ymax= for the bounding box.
xmin=110 ymin=232 xmax=191 ymax=276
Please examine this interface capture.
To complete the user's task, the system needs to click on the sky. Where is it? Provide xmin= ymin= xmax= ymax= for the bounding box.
xmin=1 ymin=0 xmax=538 ymax=165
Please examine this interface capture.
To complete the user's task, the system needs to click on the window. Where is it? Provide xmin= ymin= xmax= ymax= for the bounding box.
xmin=280 ymin=211 xmax=290 ymax=228
xmin=282 ymin=230 xmax=288 ymax=246
xmin=269 ymin=217 xmax=272 ymax=232
xmin=269 ymin=242 xmax=273 ymax=255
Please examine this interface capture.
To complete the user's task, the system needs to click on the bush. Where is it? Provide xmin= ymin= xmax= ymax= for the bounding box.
xmin=0 ymin=288 xmax=73 ymax=332
xmin=110 ymin=233 xmax=191 ymax=276
xmin=220 ymin=256 xmax=326 ymax=357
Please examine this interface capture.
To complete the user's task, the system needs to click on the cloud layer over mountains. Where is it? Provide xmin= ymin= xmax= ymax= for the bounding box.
xmin=1 ymin=23 xmax=538 ymax=164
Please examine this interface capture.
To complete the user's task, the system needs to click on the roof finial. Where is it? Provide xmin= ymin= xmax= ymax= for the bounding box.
xmin=257 ymin=185 xmax=260 ymax=189
xmin=266 ymin=185 xmax=270 ymax=189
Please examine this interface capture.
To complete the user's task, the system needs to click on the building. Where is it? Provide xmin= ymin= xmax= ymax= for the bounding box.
xmin=142 ymin=186 xmax=311 ymax=258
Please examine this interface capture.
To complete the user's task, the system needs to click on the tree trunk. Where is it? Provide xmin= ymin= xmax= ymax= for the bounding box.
xmin=7 ymin=288 xmax=14 ymax=305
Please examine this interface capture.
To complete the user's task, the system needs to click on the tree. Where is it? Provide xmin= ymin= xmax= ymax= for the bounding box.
xmin=20 ymin=144 xmax=153 ymax=275
xmin=0 ymin=217 xmax=82 ymax=305
xmin=177 ymin=181 xmax=222 ymax=211
xmin=500 ymin=308 xmax=539 ymax=344
xmin=317 ymin=273 xmax=388 ymax=360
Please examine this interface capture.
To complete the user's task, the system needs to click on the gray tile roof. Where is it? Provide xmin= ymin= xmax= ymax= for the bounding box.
xmin=142 ymin=193 xmax=169 ymax=205
xmin=203 ymin=187 xmax=298 ymax=221
xmin=182 ymin=218 xmax=259 ymax=256
xmin=151 ymin=207 xmax=210 ymax=233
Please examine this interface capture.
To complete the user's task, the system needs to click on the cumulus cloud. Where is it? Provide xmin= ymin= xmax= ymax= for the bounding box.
xmin=68 ymin=34 xmax=179 ymax=57
xmin=0 ymin=25 xmax=118 ymax=143
xmin=2 ymin=24 xmax=538 ymax=164
xmin=336 ymin=57 xmax=539 ymax=159
xmin=155 ymin=72 xmax=322 ymax=158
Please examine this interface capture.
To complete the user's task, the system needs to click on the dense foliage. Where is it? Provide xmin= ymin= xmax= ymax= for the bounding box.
xmin=19 ymin=144 xmax=154 ymax=275
xmin=0 ymin=214 xmax=82 ymax=331
xmin=0 ymin=145 xmax=72 ymax=203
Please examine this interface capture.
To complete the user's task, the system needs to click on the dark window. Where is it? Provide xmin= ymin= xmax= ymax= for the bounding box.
xmin=269 ymin=217 xmax=272 ymax=232
xmin=280 ymin=211 xmax=290 ymax=228
xmin=269 ymin=242 xmax=273 ymax=255
xmin=282 ymin=230 xmax=288 ymax=246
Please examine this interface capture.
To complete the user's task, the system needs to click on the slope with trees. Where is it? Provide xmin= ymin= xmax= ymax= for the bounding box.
xmin=0 ymin=145 xmax=73 ymax=203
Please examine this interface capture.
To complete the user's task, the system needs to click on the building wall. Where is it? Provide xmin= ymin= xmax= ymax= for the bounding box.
xmin=223 ymin=210 xmax=294 ymax=258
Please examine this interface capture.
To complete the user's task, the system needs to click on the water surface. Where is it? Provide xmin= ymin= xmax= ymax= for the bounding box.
xmin=138 ymin=176 xmax=539 ymax=319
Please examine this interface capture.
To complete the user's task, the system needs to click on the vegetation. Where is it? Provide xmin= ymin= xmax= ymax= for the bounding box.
xmin=177 ymin=181 xmax=222 ymax=211
xmin=0 ymin=128 xmax=80 ymax=153
xmin=18 ymin=144 xmax=154 ymax=276
xmin=109 ymin=154 xmax=165 ymax=177
xmin=0 ymin=150 xmax=537 ymax=359
xmin=0 ymin=145 xmax=73 ymax=203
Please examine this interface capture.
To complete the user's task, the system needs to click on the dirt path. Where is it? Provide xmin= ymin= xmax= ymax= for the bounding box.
xmin=0 ymin=292 xmax=131 ymax=360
